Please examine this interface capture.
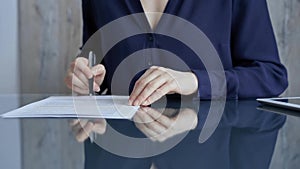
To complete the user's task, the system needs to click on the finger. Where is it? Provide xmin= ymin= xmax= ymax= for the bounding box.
xmin=136 ymin=73 xmax=169 ymax=106
xmin=130 ymin=68 xmax=163 ymax=105
xmin=135 ymin=66 xmax=158 ymax=83
xmin=74 ymin=58 xmax=93 ymax=79
xmin=91 ymin=64 xmax=106 ymax=76
xmin=72 ymin=124 xmax=82 ymax=134
xmin=71 ymin=120 xmax=88 ymax=134
xmin=132 ymin=108 xmax=147 ymax=123
xmin=146 ymin=108 xmax=173 ymax=128
xmin=95 ymin=73 xmax=105 ymax=85
xmin=135 ymin=123 xmax=157 ymax=142
xmin=71 ymin=73 xmax=88 ymax=89
xmin=69 ymin=119 xmax=80 ymax=127
xmin=92 ymin=65 xmax=105 ymax=92
xmin=73 ymin=72 xmax=100 ymax=92
xmin=93 ymin=119 xmax=106 ymax=123
xmin=141 ymin=111 xmax=172 ymax=143
xmin=92 ymin=119 xmax=107 ymax=134
xmin=72 ymin=85 xmax=89 ymax=95
xmin=65 ymin=70 xmax=75 ymax=89
xmin=155 ymin=134 xmax=168 ymax=143
xmin=65 ymin=59 xmax=88 ymax=89
xmin=74 ymin=68 xmax=89 ymax=86
xmin=134 ymin=115 xmax=158 ymax=141
xmin=135 ymin=111 xmax=167 ymax=135
xmin=76 ymin=121 xmax=94 ymax=142
xmin=93 ymin=82 xmax=100 ymax=92
xmin=129 ymin=68 xmax=157 ymax=105
xmin=142 ymin=107 xmax=163 ymax=120
xmin=135 ymin=110 xmax=156 ymax=124
xmin=141 ymin=81 xmax=177 ymax=106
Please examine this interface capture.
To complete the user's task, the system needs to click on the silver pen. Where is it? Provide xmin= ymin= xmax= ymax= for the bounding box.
xmin=88 ymin=51 xmax=96 ymax=96
xmin=88 ymin=51 xmax=96 ymax=143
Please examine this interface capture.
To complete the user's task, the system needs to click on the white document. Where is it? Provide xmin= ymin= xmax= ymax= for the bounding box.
xmin=1 ymin=96 xmax=139 ymax=119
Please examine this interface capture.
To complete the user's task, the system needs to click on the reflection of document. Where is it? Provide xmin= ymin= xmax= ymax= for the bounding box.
xmin=1 ymin=96 xmax=139 ymax=119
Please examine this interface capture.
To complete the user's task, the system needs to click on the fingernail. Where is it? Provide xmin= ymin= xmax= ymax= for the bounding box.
xmin=128 ymin=100 xmax=132 ymax=105
xmin=136 ymin=111 xmax=143 ymax=116
xmin=141 ymin=101 xmax=147 ymax=105
xmin=133 ymin=100 xmax=139 ymax=106
xmin=88 ymin=121 xmax=94 ymax=126
xmin=92 ymin=69 xmax=97 ymax=75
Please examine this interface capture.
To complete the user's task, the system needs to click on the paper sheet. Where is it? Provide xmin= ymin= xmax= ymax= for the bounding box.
xmin=1 ymin=96 xmax=139 ymax=119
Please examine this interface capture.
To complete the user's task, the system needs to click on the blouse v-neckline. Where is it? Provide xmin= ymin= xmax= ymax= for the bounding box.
xmin=124 ymin=0 xmax=174 ymax=32
xmin=139 ymin=0 xmax=169 ymax=30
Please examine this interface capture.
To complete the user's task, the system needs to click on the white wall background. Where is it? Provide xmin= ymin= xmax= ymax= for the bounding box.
xmin=0 ymin=0 xmax=21 ymax=169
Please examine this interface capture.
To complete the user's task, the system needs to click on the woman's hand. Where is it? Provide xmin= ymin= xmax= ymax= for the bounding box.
xmin=65 ymin=57 xmax=106 ymax=95
xmin=69 ymin=119 xmax=107 ymax=143
xmin=133 ymin=107 xmax=198 ymax=142
xmin=129 ymin=66 xmax=198 ymax=106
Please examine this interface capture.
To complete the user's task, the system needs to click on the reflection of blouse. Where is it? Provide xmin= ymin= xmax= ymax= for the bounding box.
xmin=82 ymin=0 xmax=288 ymax=99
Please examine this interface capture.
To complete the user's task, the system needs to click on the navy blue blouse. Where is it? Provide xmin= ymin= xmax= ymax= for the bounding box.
xmin=81 ymin=0 xmax=288 ymax=99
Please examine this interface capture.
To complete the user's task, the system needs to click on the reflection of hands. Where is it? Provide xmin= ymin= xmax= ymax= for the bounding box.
xmin=69 ymin=119 xmax=107 ymax=142
xmin=129 ymin=66 xmax=198 ymax=106
xmin=133 ymin=107 xmax=198 ymax=142
xmin=65 ymin=57 xmax=106 ymax=94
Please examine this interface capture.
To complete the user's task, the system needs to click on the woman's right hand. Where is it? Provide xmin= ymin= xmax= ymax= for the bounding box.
xmin=65 ymin=57 xmax=106 ymax=95
xmin=69 ymin=119 xmax=107 ymax=143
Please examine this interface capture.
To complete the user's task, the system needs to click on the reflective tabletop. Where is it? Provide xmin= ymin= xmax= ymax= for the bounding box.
xmin=1 ymin=94 xmax=299 ymax=169
xmin=82 ymin=96 xmax=293 ymax=169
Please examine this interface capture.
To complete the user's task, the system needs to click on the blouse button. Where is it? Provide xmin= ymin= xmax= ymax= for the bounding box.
xmin=148 ymin=34 xmax=154 ymax=41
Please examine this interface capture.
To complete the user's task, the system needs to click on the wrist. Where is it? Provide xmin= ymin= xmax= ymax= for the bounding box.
xmin=178 ymin=72 xmax=198 ymax=95
xmin=189 ymin=72 xmax=198 ymax=94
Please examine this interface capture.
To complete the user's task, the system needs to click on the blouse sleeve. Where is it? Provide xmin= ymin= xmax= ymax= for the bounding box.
xmin=193 ymin=0 xmax=288 ymax=99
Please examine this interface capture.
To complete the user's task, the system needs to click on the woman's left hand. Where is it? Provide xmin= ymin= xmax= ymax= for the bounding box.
xmin=129 ymin=66 xmax=198 ymax=106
